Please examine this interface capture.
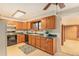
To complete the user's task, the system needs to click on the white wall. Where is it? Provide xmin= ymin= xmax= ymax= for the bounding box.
xmin=54 ymin=14 xmax=62 ymax=55
xmin=62 ymin=16 xmax=79 ymax=25
xmin=0 ymin=19 xmax=7 ymax=56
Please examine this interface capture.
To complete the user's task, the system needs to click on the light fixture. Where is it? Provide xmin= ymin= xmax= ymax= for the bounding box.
xmin=12 ymin=10 xmax=26 ymax=18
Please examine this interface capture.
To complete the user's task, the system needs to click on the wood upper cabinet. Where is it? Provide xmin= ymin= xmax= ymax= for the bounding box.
xmin=46 ymin=16 xmax=56 ymax=29
xmin=26 ymin=22 xmax=28 ymax=29
xmin=41 ymin=15 xmax=56 ymax=29
xmin=30 ymin=15 xmax=56 ymax=30
xmin=16 ymin=22 xmax=23 ymax=30
xmin=41 ymin=18 xmax=47 ymax=30
xmin=35 ymin=36 xmax=41 ymax=48
xmin=22 ymin=22 xmax=28 ymax=30
xmin=17 ymin=34 xmax=25 ymax=43
xmin=16 ymin=22 xmax=31 ymax=30
xmin=27 ymin=22 xmax=32 ymax=30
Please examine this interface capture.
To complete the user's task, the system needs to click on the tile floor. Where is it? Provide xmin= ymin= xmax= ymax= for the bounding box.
xmin=61 ymin=39 xmax=79 ymax=56
xmin=8 ymin=40 xmax=77 ymax=56
xmin=7 ymin=43 xmax=51 ymax=56
xmin=7 ymin=43 xmax=26 ymax=56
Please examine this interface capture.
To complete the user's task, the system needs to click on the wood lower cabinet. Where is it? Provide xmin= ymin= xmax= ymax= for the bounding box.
xmin=28 ymin=35 xmax=36 ymax=46
xmin=35 ymin=36 xmax=41 ymax=48
xmin=46 ymin=39 xmax=53 ymax=54
xmin=31 ymin=35 xmax=36 ymax=46
xmin=17 ymin=34 xmax=25 ymax=43
xmin=28 ymin=35 xmax=56 ymax=55
xmin=40 ymin=37 xmax=56 ymax=55
xmin=40 ymin=37 xmax=46 ymax=51
xmin=28 ymin=35 xmax=32 ymax=45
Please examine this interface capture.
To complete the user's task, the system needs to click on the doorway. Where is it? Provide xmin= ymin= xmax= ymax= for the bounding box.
xmin=61 ymin=16 xmax=79 ymax=56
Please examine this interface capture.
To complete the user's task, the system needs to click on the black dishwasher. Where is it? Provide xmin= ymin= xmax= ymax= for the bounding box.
xmin=25 ymin=34 xmax=28 ymax=43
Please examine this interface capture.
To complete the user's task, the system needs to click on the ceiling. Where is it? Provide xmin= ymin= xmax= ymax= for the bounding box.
xmin=0 ymin=3 xmax=56 ymax=21
xmin=0 ymin=3 xmax=79 ymax=21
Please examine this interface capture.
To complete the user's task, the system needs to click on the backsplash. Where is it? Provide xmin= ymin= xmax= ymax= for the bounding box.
xmin=29 ymin=29 xmax=58 ymax=36
xmin=15 ymin=29 xmax=58 ymax=37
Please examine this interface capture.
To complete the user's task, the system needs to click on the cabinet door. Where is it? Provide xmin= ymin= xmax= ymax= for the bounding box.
xmin=16 ymin=22 xmax=23 ymax=30
xmin=31 ymin=35 xmax=36 ymax=46
xmin=22 ymin=22 xmax=28 ymax=30
xmin=28 ymin=35 xmax=32 ymax=45
xmin=17 ymin=22 xmax=21 ymax=29
xmin=26 ymin=22 xmax=28 ymax=29
xmin=17 ymin=34 xmax=25 ymax=43
xmin=46 ymin=39 xmax=53 ymax=54
xmin=36 ymin=36 xmax=41 ymax=48
xmin=41 ymin=18 xmax=47 ymax=30
xmin=17 ymin=34 xmax=21 ymax=43
xmin=20 ymin=22 xmax=24 ymax=29
xmin=20 ymin=35 xmax=25 ymax=42
xmin=46 ymin=16 xmax=56 ymax=29
xmin=40 ymin=37 xmax=46 ymax=51
xmin=28 ymin=22 xmax=32 ymax=30
xmin=22 ymin=22 xmax=26 ymax=30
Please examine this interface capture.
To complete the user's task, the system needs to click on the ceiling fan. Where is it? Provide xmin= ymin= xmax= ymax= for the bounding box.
xmin=43 ymin=3 xmax=65 ymax=10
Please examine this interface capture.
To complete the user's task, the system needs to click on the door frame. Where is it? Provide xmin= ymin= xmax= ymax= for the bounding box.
xmin=61 ymin=24 xmax=65 ymax=45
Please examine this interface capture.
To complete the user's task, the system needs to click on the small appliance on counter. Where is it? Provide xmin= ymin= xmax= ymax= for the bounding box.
xmin=48 ymin=34 xmax=57 ymax=37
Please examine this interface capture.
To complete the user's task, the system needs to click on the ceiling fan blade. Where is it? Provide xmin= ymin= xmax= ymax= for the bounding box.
xmin=43 ymin=3 xmax=51 ymax=10
xmin=58 ymin=3 xmax=65 ymax=9
xmin=52 ymin=3 xmax=58 ymax=5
